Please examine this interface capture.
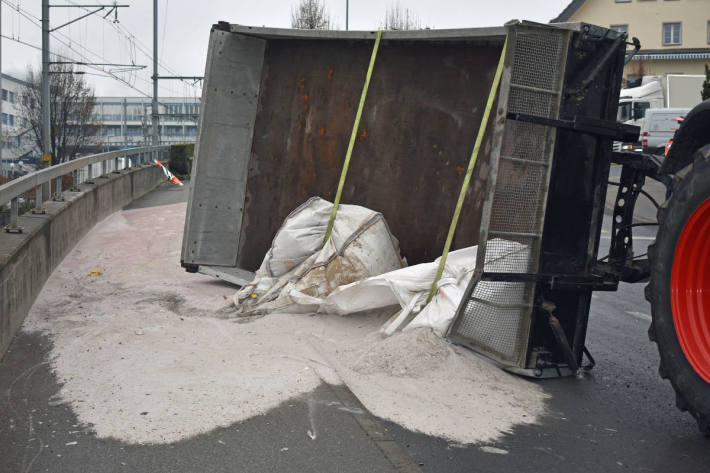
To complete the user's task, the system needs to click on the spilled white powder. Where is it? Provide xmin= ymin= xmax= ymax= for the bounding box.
xmin=24 ymin=202 xmax=548 ymax=445
xmin=310 ymin=327 xmax=547 ymax=442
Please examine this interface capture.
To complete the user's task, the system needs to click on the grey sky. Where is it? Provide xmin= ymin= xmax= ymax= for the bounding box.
xmin=0 ymin=0 xmax=571 ymax=97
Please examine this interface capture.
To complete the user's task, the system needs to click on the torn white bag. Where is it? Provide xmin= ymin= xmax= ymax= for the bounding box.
xmin=234 ymin=197 xmax=405 ymax=314
xmin=234 ymin=197 xmax=528 ymax=338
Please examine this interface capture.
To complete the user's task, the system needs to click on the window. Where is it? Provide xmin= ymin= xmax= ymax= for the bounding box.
xmin=112 ymin=126 xmax=123 ymax=136
xmin=663 ymin=22 xmax=682 ymax=45
xmin=1 ymin=113 xmax=6 ymax=125
xmin=126 ymin=126 xmax=142 ymax=136
xmin=9 ymin=115 xmax=14 ymax=126
xmin=165 ymin=125 xmax=182 ymax=136
xmin=1 ymin=89 xmax=7 ymax=101
xmin=633 ymin=102 xmax=650 ymax=120
xmin=617 ymin=103 xmax=631 ymax=122
xmin=184 ymin=103 xmax=200 ymax=116
xmin=165 ymin=104 xmax=182 ymax=115
xmin=611 ymin=24 xmax=629 ymax=35
xmin=9 ymin=91 xmax=15 ymax=103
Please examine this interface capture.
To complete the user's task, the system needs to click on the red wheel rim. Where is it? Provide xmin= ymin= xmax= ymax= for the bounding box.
xmin=671 ymin=197 xmax=710 ymax=383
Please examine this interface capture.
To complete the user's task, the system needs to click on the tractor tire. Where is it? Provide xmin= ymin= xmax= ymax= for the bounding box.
xmin=647 ymin=143 xmax=710 ymax=436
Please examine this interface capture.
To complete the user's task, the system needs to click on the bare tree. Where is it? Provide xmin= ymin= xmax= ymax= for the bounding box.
xmin=381 ymin=2 xmax=422 ymax=31
xmin=291 ymin=0 xmax=331 ymax=30
xmin=18 ymin=61 xmax=102 ymax=165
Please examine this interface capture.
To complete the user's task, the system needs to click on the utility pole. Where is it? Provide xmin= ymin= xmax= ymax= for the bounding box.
xmin=150 ymin=1 xmax=202 ymax=147
xmin=152 ymin=0 xmax=159 ymax=146
xmin=346 ymin=0 xmax=349 ymax=31
xmin=40 ymin=2 xmax=131 ymax=168
xmin=41 ymin=0 xmax=51 ymax=165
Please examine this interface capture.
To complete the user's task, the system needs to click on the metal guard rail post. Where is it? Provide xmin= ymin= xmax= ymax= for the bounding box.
xmin=1 ymin=145 xmax=168 ymax=233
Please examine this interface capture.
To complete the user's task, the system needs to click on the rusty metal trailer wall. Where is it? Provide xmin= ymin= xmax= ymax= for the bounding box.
xmin=182 ymin=25 xmax=506 ymax=273
xmin=241 ymin=38 xmax=504 ymax=271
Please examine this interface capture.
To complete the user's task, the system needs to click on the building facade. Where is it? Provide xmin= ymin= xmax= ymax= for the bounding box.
xmin=0 ymin=71 xmax=199 ymax=177
xmin=0 ymin=73 xmax=37 ymax=176
xmin=553 ymin=0 xmax=710 ymax=89
xmin=95 ymin=96 xmax=200 ymax=150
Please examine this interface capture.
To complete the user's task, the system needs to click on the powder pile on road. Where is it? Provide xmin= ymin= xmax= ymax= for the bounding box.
xmin=24 ymin=201 xmax=548 ymax=445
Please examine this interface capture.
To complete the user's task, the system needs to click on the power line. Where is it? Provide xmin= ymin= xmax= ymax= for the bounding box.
xmin=65 ymin=0 xmax=200 ymax=90
xmin=2 ymin=31 xmax=155 ymax=98
xmin=0 ymin=0 xmax=182 ymax=97
xmin=1 ymin=0 xmax=200 ymax=97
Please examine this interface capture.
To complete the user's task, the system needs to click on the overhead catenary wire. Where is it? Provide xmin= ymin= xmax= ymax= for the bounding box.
xmin=1 ymin=33 xmax=165 ymax=100
xmin=1 ymin=13 xmax=170 ymax=98
xmin=1 ymin=0 xmax=199 ymax=97
xmin=65 ymin=0 xmax=200 ymax=91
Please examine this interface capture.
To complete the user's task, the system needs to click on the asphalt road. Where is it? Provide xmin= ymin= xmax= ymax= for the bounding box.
xmin=1 ymin=179 xmax=708 ymax=473
xmin=385 ymin=214 xmax=710 ymax=473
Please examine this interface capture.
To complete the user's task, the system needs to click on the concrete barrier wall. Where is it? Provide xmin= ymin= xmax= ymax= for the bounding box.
xmin=0 ymin=164 xmax=165 ymax=359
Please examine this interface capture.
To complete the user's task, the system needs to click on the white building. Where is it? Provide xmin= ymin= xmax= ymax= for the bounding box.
xmin=0 ymin=72 xmax=199 ymax=177
xmin=96 ymin=96 xmax=199 ymax=149
xmin=1 ymin=73 xmax=37 ymax=177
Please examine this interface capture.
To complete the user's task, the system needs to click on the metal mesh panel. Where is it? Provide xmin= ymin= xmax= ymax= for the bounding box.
xmin=456 ymin=298 xmax=529 ymax=361
xmin=500 ymin=121 xmax=550 ymax=162
xmin=449 ymin=25 xmax=569 ymax=368
xmin=511 ymin=31 xmax=564 ymax=91
xmin=483 ymin=236 xmax=537 ymax=273
xmin=508 ymin=88 xmax=556 ymax=117
xmin=489 ymin=162 xmax=547 ymax=235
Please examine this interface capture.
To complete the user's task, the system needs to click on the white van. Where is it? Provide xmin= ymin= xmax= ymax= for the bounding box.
xmin=641 ymin=108 xmax=689 ymax=155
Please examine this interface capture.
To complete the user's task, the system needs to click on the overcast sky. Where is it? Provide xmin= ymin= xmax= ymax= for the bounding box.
xmin=0 ymin=0 xmax=571 ymax=98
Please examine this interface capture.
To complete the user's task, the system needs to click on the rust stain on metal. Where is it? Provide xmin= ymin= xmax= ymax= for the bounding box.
xmin=239 ymin=39 xmax=503 ymax=271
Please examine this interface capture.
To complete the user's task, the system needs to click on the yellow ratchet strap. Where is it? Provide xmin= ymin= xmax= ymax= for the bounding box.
xmin=427 ymin=35 xmax=509 ymax=303
xmin=323 ymin=30 xmax=383 ymax=244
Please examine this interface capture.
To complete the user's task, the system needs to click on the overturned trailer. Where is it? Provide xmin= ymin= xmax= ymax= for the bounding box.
xmin=182 ymin=21 xmax=633 ymax=376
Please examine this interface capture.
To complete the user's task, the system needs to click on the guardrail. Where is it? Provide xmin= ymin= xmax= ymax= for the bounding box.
xmin=0 ymin=145 xmax=169 ymax=233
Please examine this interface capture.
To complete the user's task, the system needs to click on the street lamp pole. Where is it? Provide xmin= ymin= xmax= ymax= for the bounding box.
xmin=346 ymin=0 xmax=349 ymax=31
